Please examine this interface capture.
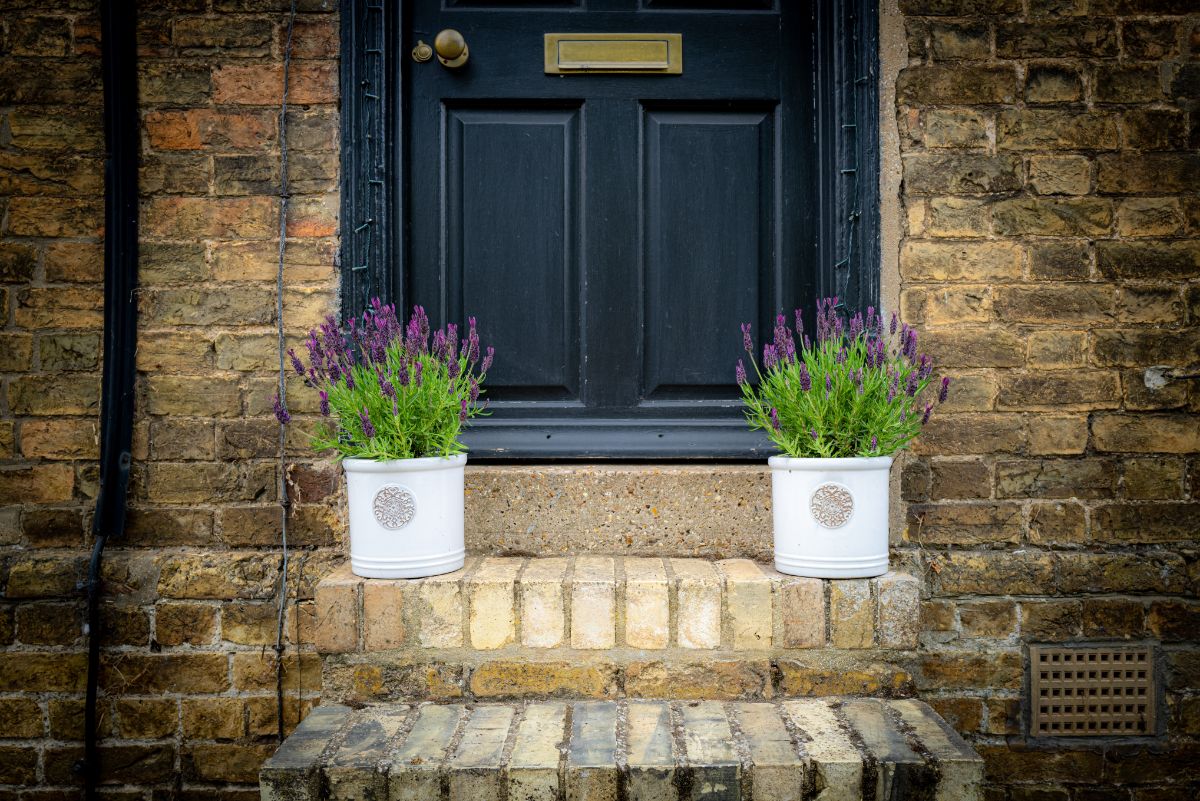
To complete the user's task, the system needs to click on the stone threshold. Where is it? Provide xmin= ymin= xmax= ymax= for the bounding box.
xmin=314 ymin=557 xmax=921 ymax=656
xmin=463 ymin=465 xmax=777 ymax=559
xmin=261 ymin=698 xmax=984 ymax=801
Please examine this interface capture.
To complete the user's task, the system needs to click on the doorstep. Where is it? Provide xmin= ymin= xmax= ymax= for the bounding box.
xmin=314 ymin=557 xmax=922 ymax=704
xmin=260 ymin=698 xmax=984 ymax=801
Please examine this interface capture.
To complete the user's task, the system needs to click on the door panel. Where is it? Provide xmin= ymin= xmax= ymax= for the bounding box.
xmin=641 ymin=107 xmax=774 ymax=400
xmin=444 ymin=107 xmax=581 ymax=398
xmin=406 ymin=0 xmax=805 ymax=456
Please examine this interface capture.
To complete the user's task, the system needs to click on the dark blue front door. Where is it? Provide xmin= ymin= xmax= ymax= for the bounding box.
xmin=406 ymin=0 xmax=814 ymax=457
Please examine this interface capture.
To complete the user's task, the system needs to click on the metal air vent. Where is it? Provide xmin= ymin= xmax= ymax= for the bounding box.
xmin=1029 ymin=645 xmax=1155 ymax=737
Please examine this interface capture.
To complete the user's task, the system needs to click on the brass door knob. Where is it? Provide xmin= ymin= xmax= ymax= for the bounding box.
xmin=434 ymin=29 xmax=469 ymax=68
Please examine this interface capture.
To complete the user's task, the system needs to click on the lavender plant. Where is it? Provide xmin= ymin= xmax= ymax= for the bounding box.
xmin=275 ymin=299 xmax=493 ymax=461
xmin=737 ymin=297 xmax=949 ymax=459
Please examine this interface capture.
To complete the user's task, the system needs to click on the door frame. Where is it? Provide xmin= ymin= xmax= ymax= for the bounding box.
xmin=339 ymin=0 xmax=880 ymax=460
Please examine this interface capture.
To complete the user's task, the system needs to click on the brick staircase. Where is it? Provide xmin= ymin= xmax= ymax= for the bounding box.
xmin=262 ymin=553 xmax=984 ymax=799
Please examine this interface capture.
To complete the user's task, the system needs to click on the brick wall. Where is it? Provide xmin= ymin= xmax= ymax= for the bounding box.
xmin=0 ymin=0 xmax=1197 ymax=799
xmin=895 ymin=0 xmax=1200 ymax=796
xmin=0 ymin=0 xmax=342 ymax=795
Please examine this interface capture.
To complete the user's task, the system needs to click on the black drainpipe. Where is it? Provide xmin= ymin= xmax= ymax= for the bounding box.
xmin=77 ymin=0 xmax=139 ymax=796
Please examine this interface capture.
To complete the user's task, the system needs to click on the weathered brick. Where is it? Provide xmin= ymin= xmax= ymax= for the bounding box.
xmin=929 ymin=21 xmax=990 ymax=60
xmin=1096 ymin=240 xmax=1200 ymax=280
xmin=1057 ymin=553 xmax=1187 ymax=595
xmin=920 ymin=651 xmax=1022 ymax=691
xmin=920 ymin=108 xmax=989 ymax=148
xmin=1029 ymin=242 xmax=1090 ymax=281
xmin=1028 ymin=156 xmax=1090 ymax=196
xmin=900 ymin=241 xmax=1022 ymax=282
xmin=998 ymin=371 xmax=1120 ymax=410
xmin=959 ymin=601 xmax=1016 ymax=638
xmin=907 ymin=503 xmax=1022 ymax=546
xmin=156 ymin=603 xmax=218 ymax=647
xmin=623 ymin=557 xmax=668 ymax=649
xmin=777 ymin=662 xmax=913 ymax=697
xmin=1122 ymin=108 xmax=1187 ymax=151
xmin=470 ymin=661 xmax=619 ymax=699
xmin=914 ymin=413 xmax=1026 ymax=455
xmin=628 ymin=660 xmax=771 ymax=700
xmin=1025 ymin=64 xmax=1083 ymax=104
xmin=213 ymin=62 xmax=337 ymax=105
xmin=1095 ymin=65 xmax=1164 ymax=104
xmin=181 ymin=697 xmax=244 ymax=740
xmin=0 ymin=464 xmax=76 ymax=504
xmin=314 ymin=565 xmax=359 ymax=653
xmin=157 ymin=552 xmax=278 ymax=600
xmin=993 ymin=198 xmax=1113 ymax=237
xmin=115 ymin=698 xmax=178 ymax=740
xmin=996 ymin=21 xmax=1117 ymax=58
xmin=1093 ymin=329 xmax=1200 ymax=368
xmin=930 ymin=459 xmax=990 ymax=499
xmin=998 ymin=110 xmax=1118 ymax=152
xmin=0 ymin=698 xmax=43 ymax=739
xmin=923 ymin=330 xmax=1025 ymax=368
xmin=903 ymin=154 xmax=1022 ymax=195
xmin=145 ymin=375 xmax=242 ymax=417
xmin=9 ymin=201 xmax=101 ymax=246
xmin=142 ymin=196 xmax=277 ymax=239
xmin=672 ymin=559 xmax=722 ymax=649
xmin=1081 ymin=599 xmax=1145 ymax=639
xmin=1028 ymin=502 xmax=1087 ymax=546
xmin=1092 ymin=503 xmax=1200 ymax=545
xmin=933 ymin=552 xmax=1056 ymax=596
xmin=1096 ymin=154 xmax=1200 ymax=195
xmin=174 ymin=15 xmax=274 ymax=53
xmin=1123 ymin=458 xmax=1183 ymax=499
xmin=897 ymin=65 xmax=1017 ymax=105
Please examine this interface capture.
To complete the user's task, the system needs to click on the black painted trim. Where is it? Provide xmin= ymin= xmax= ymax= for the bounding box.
xmin=339 ymin=0 xmax=880 ymax=459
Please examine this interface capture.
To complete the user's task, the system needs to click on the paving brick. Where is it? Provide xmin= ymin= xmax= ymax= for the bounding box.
xmin=624 ymin=557 xmax=669 ymax=649
xmin=626 ymin=701 xmax=677 ymax=801
xmin=260 ymin=705 xmax=352 ymax=801
xmin=719 ymin=559 xmax=773 ymax=649
xmin=736 ymin=702 xmax=804 ymax=801
xmin=448 ymin=705 xmax=514 ymax=801
xmin=567 ymin=701 xmax=619 ymax=801
xmin=571 ymin=556 xmax=616 ymax=650
xmin=325 ymin=707 xmax=408 ymax=801
xmin=507 ymin=703 xmax=568 ymax=801
xmin=679 ymin=701 xmax=740 ymax=801
xmin=671 ymin=559 xmax=722 ymax=649
xmin=783 ymin=700 xmax=863 ymax=801
xmin=521 ymin=557 xmax=568 ymax=648
xmin=387 ymin=704 xmax=462 ymax=801
xmin=468 ymin=557 xmax=522 ymax=650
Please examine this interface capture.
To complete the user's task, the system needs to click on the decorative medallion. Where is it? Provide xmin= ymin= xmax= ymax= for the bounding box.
xmin=372 ymin=484 xmax=416 ymax=530
xmin=810 ymin=482 xmax=853 ymax=529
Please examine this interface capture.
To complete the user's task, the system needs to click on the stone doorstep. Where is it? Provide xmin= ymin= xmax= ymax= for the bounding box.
xmin=314 ymin=557 xmax=921 ymax=657
xmin=260 ymin=697 xmax=984 ymax=801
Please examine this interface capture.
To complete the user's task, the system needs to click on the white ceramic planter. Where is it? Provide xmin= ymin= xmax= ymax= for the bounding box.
xmin=342 ymin=453 xmax=466 ymax=579
xmin=769 ymin=455 xmax=893 ymax=579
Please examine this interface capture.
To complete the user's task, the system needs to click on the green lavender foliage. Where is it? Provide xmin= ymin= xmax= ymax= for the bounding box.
xmin=281 ymin=301 xmax=493 ymax=461
xmin=737 ymin=298 xmax=948 ymax=459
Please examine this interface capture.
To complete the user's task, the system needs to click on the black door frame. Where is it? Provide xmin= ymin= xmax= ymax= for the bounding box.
xmin=340 ymin=0 xmax=880 ymax=460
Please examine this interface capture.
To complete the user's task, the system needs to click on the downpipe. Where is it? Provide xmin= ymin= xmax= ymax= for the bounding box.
xmin=76 ymin=0 xmax=139 ymax=796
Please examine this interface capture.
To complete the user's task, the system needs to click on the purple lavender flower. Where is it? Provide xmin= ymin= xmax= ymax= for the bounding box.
xmin=359 ymin=407 xmax=375 ymax=438
xmin=432 ymin=330 xmax=448 ymax=361
xmin=380 ymin=376 xmax=396 ymax=399
xmin=918 ymin=354 xmax=932 ymax=380
xmin=735 ymin=359 xmax=748 ymax=386
xmin=769 ymin=408 xmax=781 ymax=430
xmin=794 ymin=308 xmax=803 ymax=336
xmin=870 ymin=435 xmax=878 ymax=450
xmin=319 ymin=390 xmax=330 ymax=417
xmin=741 ymin=322 xmax=753 ymax=353
xmin=798 ymin=363 xmax=811 ymax=391
xmin=922 ymin=403 xmax=933 ymax=425
xmin=905 ymin=371 xmax=920 ymax=397
xmin=272 ymin=394 xmax=290 ymax=425
xmin=825 ymin=374 xmax=833 ymax=393
xmin=810 ymin=429 xmax=819 ymax=441
xmin=413 ymin=361 xmax=423 ymax=386
xmin=887 ymin=376 xmax=898 ymax=403
xmin=890 ymin=312 xmax=898 ymax=335
xmin=469 ymin=377 xmax=480 ymax=403
xmin=849 ymin=312 xmax=863 ymax=341
xmin=288 ymin=348 xmax=305 ymax=378
xmin=763 ymin=344 xmax=779 ymax=370
xmin=448 ymin=357 xmax=461 ymax=380
xmin=459 ymin=397 xmax=469 ymax=423
xmin=481 ymin=346 xmax=494 ymax=373
xmin=938 ymin=376 xmax=950 ymax=404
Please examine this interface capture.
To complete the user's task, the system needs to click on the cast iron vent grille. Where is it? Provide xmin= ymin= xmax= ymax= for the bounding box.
xmin=1030 ymin=646 xmax=1155 ymax=737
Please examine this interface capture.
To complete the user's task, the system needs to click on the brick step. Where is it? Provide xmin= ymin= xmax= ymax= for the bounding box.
xmin=261 ymin=698 xmax=983 ymax=801
xmin=315 ymin=556 xmax=921 ymax=704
